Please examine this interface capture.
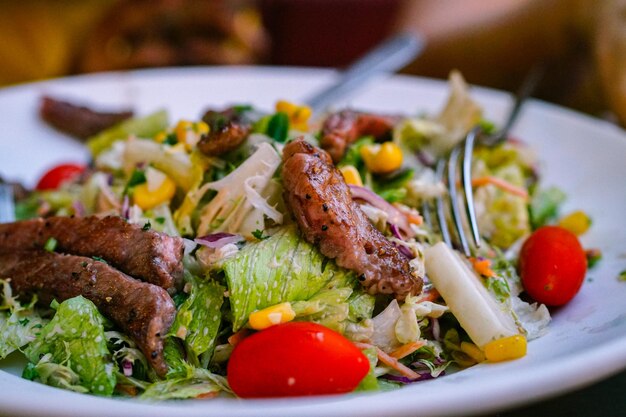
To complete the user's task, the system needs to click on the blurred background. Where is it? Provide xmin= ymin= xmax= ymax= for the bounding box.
xmin=0 ymin=0 xmax=624 ymax=126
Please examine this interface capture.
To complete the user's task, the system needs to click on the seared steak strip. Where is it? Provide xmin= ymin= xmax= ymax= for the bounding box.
xmin=0 ymin=216 xmax=184 ymax=290
xmin=320 ymin=110 xmax=400 ymax=163
xmin=198 ymin=107 xmax=252 ymax=156
xmin=40 ymin=96 xmax=133 ymax=140
xmin=282 ymin=139 xmax=422 ymax=298
xmin=0 ymin=250 xmax=175 ymax=376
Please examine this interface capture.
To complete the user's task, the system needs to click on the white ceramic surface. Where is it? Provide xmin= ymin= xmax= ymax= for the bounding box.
xmin=0 ymin=67 xmax=625 ymax=417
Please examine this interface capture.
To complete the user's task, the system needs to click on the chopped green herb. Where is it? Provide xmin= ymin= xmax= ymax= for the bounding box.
xmin=124 ymin=169 xmax=147 ymax=195
xmin=478 ymin=119 xmax=497 ymax=135
xmin=142 ymin=222 xmax=151 ymax=231
xmin=619 ymin=270 xmax=626 ymax=282
xmin=21 ymin=362 xmax=39 ymax=381
xmin=44 ymin=237 xmax=58 ymax=253
xmin=251 ymin=229 xmax=270 ymax=241
xmin=92 ymin=256 xmax=108 ymax=264
xmin=155 ymin=217 xmax=166 ymax=225
xmin=162 ymin=133 xmax=178 ymax=145
xmin=18 ymin=318 xmax=30 ymax=326
xmin=81 ymin=261 xmax=88 ymax=267
xmin=266 ymin=112 xmax=289 ymax=142
xmin=585 ymin=248 xmax=602 ymax=269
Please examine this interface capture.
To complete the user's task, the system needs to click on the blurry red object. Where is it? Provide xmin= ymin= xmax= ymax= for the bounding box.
xmin=259 ymin=0 xmax=405 ymax=67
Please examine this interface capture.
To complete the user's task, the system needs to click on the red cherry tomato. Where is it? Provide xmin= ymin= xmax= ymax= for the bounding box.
xmin=227 ymin=322 xmax=369 ymax=398
xmin=518 ymin=226 xmax=587 ymax=306
xmin=36 ymin=163 xmax=86 ymax=190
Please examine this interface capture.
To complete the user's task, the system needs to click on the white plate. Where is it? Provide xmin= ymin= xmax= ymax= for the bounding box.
xmin=0 ymin=67 xmax=625 ymax=417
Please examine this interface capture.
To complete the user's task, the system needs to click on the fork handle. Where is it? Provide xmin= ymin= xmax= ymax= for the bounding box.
xmin=305 ymin=33 xmax=425 ymax=115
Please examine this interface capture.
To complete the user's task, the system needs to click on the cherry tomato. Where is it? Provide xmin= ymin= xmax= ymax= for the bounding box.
xmin=518 ymin=226 xmax=587 ymax=306
xmin=227 ymin=322 xmax=369 ymax=398
xmin=36 ymin=163 xmax=86 ymax=190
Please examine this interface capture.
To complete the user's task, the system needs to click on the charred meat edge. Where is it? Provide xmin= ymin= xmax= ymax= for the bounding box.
xmin=40 ymin=95 xmax=133 ymax=140
xmin=0 ymin=250 xmax=175 ymax=376
xmin=282 ymin=138 xmax=422 ymax=299
xmin=0 ymin=216 xmax=184 ymax=291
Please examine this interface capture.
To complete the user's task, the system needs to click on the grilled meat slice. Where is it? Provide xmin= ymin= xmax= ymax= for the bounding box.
xmin=198 ymin=107 xmax=252 ymax=156
xmin=320 ymin=110 xmax=400 ymax=163
xmin=0 ymin=250 xmax=175 ymax=376
xmin=40 ymin=96 xmax=133 ymax=140
xmin=282 ymin=138 xmax=422 ymax=298
xmin=0 ymin=216 xmax=184 ymax=291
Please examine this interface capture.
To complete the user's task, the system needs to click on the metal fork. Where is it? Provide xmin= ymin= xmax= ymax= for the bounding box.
xmin=424 ymin=65 xmax=544 ymax=256
xmin=0 ymin=184 xmax=15 ymax=223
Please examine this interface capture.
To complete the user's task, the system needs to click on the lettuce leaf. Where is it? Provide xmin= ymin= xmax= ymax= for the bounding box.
xmin=168 ymin=274 xmax=224 ymax=363
xmin=24 ymin=296 xmax=116 ymax=396
xmin=141 ymin=366 xmax=230 ymax=400
xmin=222 ymin=226 xmax=373 ymax=331
xmin=88 ymin=110 xmax=169 ymax=157
xmin=0 ymin=280 xmax=47 ymax=359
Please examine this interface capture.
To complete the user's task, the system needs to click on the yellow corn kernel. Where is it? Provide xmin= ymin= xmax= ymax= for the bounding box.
xmin=275 ymin=100 xmax=298 ymax=114
xmin=133 ymin=176 xmax=176 ymax=210
xmin=275 ymin=100 xmax=312 ymax=131
xmin=558 ymin=210 xmax=591 ymax=236
xmin=484 ymin=335 xmax=527 ymax=362
xmin=339 ymin=165 xmax=363 ymax=186
xmin=360 ymin=142 xmax=403 ymax=174
xmin=194 ymin=121 xmax=209 ymax=136
xmin=174 ymin=120 xmax=193 ymax=142
xmin=154 ymin=131 xmax=168 ymax=143
xmin=248 ymin=302 xmax=296 ymax=330
xmin=460 ymin=341 xmax=486 ymax=363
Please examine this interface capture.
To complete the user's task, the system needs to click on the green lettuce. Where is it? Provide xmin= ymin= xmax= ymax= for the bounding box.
xmin=88 ymin=110 xmax=169 ymax=157
xmin=24 ymin=296 xmax=116 ymax=396
xmin=167 ymin=274 xmax=224 ymax=365
xmin=529 ymin=186 xmax=567 ymax=229
xmin=0 ymin=280 xmax=47 ymax=359
xmin=222 ymin=226 xmax=374 ymax=331
xmin=355 ymin=347 xmax=379 ymax=391
xmin=141 ymin=366 xmax=230 ymax=400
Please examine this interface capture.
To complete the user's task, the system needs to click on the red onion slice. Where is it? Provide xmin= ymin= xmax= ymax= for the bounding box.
xmin=349 ymin=184 xmax=414 ymax=238
xmin=195 ymin=233 xmax=244 ymax=248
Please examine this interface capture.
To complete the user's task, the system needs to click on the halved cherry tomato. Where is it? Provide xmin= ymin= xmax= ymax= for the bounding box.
xmin=518 ymin=226 xmax=587 ymax=306
xmin=227 ymin=322 xmax=369 ymax=398
xmin=36 ymin=163 xmax=86 ymax=190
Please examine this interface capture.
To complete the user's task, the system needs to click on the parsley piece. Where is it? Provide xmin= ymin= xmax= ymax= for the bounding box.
xmin=92 ymin=256 xmax=108 ymax=264
xmin=155 ymin=217 xmax=165 ymax=225
xmin=44 ymin=237 xmax=58 ymax=252
xmin=142 ymin=221 xmax=151 ymax=231
xmin=252 ymin=229 xmax=270 ymax=240
xmin=124 ymin=169 xmax=147 ymax=194
xmin=162 ymin=133 xmax=178 ymax=145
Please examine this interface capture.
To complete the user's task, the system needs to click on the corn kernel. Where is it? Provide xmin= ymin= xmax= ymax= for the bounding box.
xmin=460 ymin=341 xmax=485 ymax=363
xmin=484 ymin=334 xmax=527 ymax=362
xmin=194 ymin=121 xmax=209 ymax=136
xmin=133 ymin=176 xmax=176 ymax=210
xmin=174 ymin=120 xmax=193 ymax=143
xmin=275 ymin=100 xmax=312 ymax=131
xmin=558 ymin=210 xmax=591 ymax=236
xmin=360 ymin=142 xmax=403 ymax=174
xmin=339 ymin=165 xmax=363 ymax=186
xmin=154 ymin=131 xmax=167 ymax=143
xmin=248 ymin=302 xmax=296 ymax=330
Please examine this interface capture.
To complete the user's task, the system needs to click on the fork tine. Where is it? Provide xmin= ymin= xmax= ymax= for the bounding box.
xmin=434 ymin=159 xmax=452 ymax=247
xmin=462 ymin=127 xmax=481 ymax=247
xmin=447 ymin=145 xmax=471 ymax=256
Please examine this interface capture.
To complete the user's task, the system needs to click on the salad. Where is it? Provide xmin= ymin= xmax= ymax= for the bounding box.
xmin=0 ymin=71 xmax=591 ymax=400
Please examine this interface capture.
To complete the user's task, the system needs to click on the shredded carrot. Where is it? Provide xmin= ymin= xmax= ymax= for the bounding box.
xmin=195 ymin=391 xmax=219 ymax=399
xmin=472 ymin=176 xmax=529 ymax=199
xmin=420 ymin=288 xmax=441 ymax=303
xmin=389 ymin=341 xmax=426 ymax=359
xmin=355 ymin=342 xmax=420 ymax=380
xmin=394 ymin=203 xmax=424 ymax=226
xmin=375 ymin=347 xmax=421 ymax=380
xmin=228 ymin=328 xmax=252 ymax=346
xmin=469 ymin=257 xmax=496 ymax=278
